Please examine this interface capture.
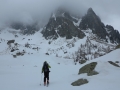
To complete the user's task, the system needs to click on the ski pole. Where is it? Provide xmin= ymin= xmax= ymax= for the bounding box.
xmin=40 ymin=73 xmax=43 ymax=85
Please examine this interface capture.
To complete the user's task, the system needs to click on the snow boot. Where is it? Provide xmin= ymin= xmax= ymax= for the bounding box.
xmin=44 ymin=82 xmax=46 ymax=86
xmin=47 ymin=80 xmax=49 ymax=86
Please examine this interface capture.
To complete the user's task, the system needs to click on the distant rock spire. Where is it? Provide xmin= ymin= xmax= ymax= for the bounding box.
xmin=87 ymin=8 xmax=95 ymax=15
xmin=79 ymin=8 xmax=108 ymax=39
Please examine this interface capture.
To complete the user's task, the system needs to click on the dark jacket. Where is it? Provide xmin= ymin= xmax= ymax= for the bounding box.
xmin=42 ymin=62 xmax=51 ymax=73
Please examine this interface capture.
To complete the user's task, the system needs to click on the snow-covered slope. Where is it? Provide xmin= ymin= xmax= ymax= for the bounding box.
xmin=0 ymin=28 xmax=116 ymax=61
xmin=0 ymin=42 xmax=120 ymax=90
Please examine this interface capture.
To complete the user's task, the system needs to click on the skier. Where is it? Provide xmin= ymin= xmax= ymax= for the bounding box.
xmin=41 ymin=61 xmax=51 ymax=86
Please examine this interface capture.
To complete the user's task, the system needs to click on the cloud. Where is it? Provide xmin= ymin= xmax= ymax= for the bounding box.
xmin=0 ymin=0 xmax=64 ymax=26
xmin=0 ymin=0 xmax=120 ymax=32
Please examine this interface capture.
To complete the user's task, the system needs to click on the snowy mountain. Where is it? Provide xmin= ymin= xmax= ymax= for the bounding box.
xmin=0 ymin=8 xmax=119 ymax=64
xmin=42 ymin=8 xmax=120 ymax=44
xmin=80 ymin=8 xmax=120 ymax=44
xmin=41 ymin=8 xmax=85 ymax=40
xmin=0 ymin=7 xmax=120 ymax=90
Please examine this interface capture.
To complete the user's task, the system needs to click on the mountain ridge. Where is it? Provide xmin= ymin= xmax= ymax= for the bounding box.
xmin=0 ymin=7 xmax=120 ymax=64
xmin=41 ymin=7 xmax=120 ymax=44
xmin=4 ymin=7 xmax=120 ymax=45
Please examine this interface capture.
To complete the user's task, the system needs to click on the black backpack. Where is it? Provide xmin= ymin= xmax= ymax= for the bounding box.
xmin=43 ymin=62 xmax=49 ymax=72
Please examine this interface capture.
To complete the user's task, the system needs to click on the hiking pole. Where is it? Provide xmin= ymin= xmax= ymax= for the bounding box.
xmin=40 ymin=73 xmax=43 ymax=86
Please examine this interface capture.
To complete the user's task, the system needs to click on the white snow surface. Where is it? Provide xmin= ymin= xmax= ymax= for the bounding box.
xmin=0 ymin=48 xmax=120 ymax=90
xmin=0 ymin=29 xmax=120 ymax=90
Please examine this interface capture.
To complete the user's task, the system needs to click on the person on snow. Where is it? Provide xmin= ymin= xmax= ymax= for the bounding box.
xmin=41 ymin=61 xmax=51 ymax=86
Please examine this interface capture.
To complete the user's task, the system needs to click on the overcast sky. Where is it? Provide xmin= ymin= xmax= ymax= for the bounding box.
xmin=0 ymin=0 xmax=120 ymax=32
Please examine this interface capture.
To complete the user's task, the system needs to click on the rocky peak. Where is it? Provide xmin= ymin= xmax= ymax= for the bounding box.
xmin=87 ymin=8 xmax=96 ymax=15
xmin=79 ymin=8 xmax=108 ymax=39
xmin=42 ymin=8 xmax=85 ymax=40
xmin=51 ymin=8 xmax=78 ymax=23
xmin=41 ymin=7 xmax=120 ymax=44
xmin=106 ymin=25 xmax=120 ymax=44
xmin=106 ymin=25 xmax=114 ymax=31
xmin=52 ymin=8 xmax=66 ymax=17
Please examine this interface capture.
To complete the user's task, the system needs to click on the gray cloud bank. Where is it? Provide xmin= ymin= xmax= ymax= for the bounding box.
xmin=0 ymin=0 xmax=120 ymax=32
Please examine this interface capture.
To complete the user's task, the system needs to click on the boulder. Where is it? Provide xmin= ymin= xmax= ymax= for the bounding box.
xmin=71 ymin=78 xmax=88 ymax=86
xmin=7 ymin=40 xmax=15 ymax=45
xmin=78 ymin=62 xmax=98 ymax=76
xmin=108 ymin=61 xmax=120 ymax=67
xmin=115 ymin=44 xmax=120 ymax=49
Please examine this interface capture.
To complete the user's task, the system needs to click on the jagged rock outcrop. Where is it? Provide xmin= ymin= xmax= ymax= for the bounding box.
xmin=79 ymin=8 xmax=108 ymax=39
xmin=106 ymin=25 xmax=120 ymax=44
xmin=79 ymin=8 xmax=120 ymax=44
xmin=41 ymin=8 xmax=85 ymax=39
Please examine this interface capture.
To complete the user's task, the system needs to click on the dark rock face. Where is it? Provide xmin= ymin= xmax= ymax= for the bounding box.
xmin=106 ymin=25 xmax=120 ymax=44
xmin=7 ymin=40 xmax=15 ymax=45
xmin=79 ymin=8 xmax=108 ymax=39
xmin=9 ymin=7 xmax=120 ymax=44
xmin=42 ymin=9 xmax=85 ymax=40
xmin=71 ymin=78 xmax=88 ymax=86
xmin=78 ymin=62 xmax=98 ymax=76
xmin=108 ymin=61 xmax=120 ymax=67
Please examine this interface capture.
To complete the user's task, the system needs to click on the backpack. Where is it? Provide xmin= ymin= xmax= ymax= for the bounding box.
xmin=43 ymin=62 xmax=49 ymax=72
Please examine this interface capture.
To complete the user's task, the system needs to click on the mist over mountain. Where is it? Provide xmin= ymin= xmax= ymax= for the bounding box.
xmin=0 ymin=3 xmax=120 ymax=44
xmin=0 ymin=0 xmax=120 ymax=32
xmin=0 ymin=0 xmax=120 ymax=45
xmin=40 ymin=7 xmax=120 ymax=44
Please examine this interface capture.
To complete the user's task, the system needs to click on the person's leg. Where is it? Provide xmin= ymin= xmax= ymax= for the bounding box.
xmin=46 ymin=72 xmax=49 ymax=84
xmin=44 ymin=72 xmax=47 ymax=85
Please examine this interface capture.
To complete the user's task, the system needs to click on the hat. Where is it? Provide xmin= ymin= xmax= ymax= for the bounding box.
xmin=44 ymin=61 xmax=47 ymax=64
